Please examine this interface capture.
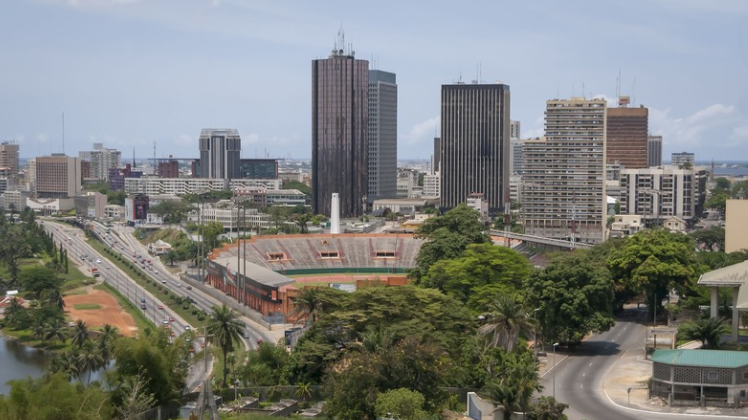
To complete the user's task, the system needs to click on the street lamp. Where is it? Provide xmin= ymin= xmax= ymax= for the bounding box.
xmin=552 ymin=342 xmax=560 ymax=399
xmin=234 ymin=379 xmax=240 ymax=403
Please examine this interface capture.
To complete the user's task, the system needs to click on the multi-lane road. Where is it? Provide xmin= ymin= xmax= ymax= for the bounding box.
xmin=546 ymin=307 xmax=739 ymax=420
xmin=44 ymin=219 xmax=275 ymax=389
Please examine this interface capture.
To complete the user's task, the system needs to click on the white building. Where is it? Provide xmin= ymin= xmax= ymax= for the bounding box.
xmin=466 ymin=193 xmax=489 ymax=223
xmin=619 ymin=166 xmax=697 ymax=224
xmin=422 ymin=173 xmax=440 ymax=198
xmin=89 ymin=146 xmax=121 ymax=181
xmin=0 ymin=190 xmax=29 ymax=212
xmin=124 ymin=177 xmax=282 ymax=196
xmin=266 ymin=189 xmax=306 ymax=207
xmin=188 ymin=201 xmax=271 ymax=231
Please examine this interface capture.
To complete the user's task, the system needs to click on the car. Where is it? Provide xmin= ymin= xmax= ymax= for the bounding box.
xmin=68 ymin=321 xmax=75 ymax=327
xmin=169 ymin=317 xmax=174 ymax=323
xmin=176 ymin=283 xmax=181 ymax=288
xmin=186 ymin=286 xmax=192 ymax=290
xmin=242 ymin=331 xmax=249 ymax=339
xmin=184 ymin=326 xmax=191 ymax=331
xmin=158 ymin=305 xmax=163 ymax=310
xmin=161 ymin=280 xmax=167 ymax=284
xmin=141 ymin=304 xmax=147 ymax=310
xmin=163 ymin=319 xmax=169 ymax=325
xmin=164 ymin=324 xmax=170 ymax=330
xmin=140 ymin=298 xmax=146 ymax=303
xmin=96 ymin=259 xmax=102 ymax=264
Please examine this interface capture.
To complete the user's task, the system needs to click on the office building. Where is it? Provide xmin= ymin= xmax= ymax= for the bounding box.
xmin=123 ymin=177 xmax=282 ymax=196
xmin=606 ymin=102 xmax=648 ymax=169
xmin=311 ymin=37 xmax=368 ymax=217
xmin=0 ymin=142 xmax=20 ymax=178
xmin=367 ymin=70 xmax=397 ymax=202
xmin=198 ymin=129 xmax=242 ymax=179
xmin=433 ymin=137 xmax=441 ymax=172
xmin=35 ymin=155 xmax=82 ymax=198
xmin=619 ymin=167 xmax=696 ymax=224
xmin=440 ymin=82 xmax=511 ymax=212
xmin=239 ymin=159 xmax=278 ymax=179
xmin=509 ymin=120 xmax=521 ymax=174
xmin=648 ymin=135 xmax=663 ymax=167
xmin=521 ymin=98 xmax=607 ymax=244
xmin=671 ymin=152 xmax=695 ymax=167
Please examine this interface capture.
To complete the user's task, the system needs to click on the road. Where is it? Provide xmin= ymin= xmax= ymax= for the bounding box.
xmin=545 ymin=307 xmax=740 ymax=420
xmin=98 ymin=221 xmax=274 ymax=349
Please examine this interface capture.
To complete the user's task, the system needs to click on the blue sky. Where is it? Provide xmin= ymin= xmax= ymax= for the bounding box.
xmin=2 ymin=0 xmax=748 ymax=162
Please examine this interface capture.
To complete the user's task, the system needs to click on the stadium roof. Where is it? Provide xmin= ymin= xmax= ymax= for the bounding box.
xmin=212 ymin=255 xmax=293 ymax=288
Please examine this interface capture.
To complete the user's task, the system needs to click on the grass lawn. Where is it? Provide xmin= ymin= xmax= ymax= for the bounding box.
xmin=64 ymin=289 xmax=89 ymax=296
xmin=1 ymin=327 xmax=69 ymax=351
xmin=86 ymin=235 xmax=208 ymax=329
xmin=94 ymin=283 xmax=152 ymax=333
xmin=73 ymin=303 xmax=101 ymax=310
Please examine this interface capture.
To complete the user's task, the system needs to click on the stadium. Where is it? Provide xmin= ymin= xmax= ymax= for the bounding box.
xmin=204 ymin=233 xmax=424 ymax=323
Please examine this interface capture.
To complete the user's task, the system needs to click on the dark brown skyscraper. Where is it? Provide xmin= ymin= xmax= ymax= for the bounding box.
xmin=440 ymin=83 xmax=511 ymax=212
xmin=606 ymin=102 xmax=648 ymax=169
xmin=311 ymin=36 xmax=369 ymax=217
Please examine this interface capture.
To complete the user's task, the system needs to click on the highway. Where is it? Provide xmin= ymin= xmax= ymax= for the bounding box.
xmin=545 ymin=307 xmax=739 ymax=420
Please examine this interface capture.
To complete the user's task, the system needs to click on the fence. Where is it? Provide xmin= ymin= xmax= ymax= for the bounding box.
xmin=180 ymin=274 xmax=273 ymax=329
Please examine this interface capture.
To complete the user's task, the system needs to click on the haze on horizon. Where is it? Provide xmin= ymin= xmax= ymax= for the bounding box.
xmin=1 ymin=0 xmax=747 ymax=161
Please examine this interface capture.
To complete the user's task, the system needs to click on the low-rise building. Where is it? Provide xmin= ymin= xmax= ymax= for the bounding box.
xmin=609 ymin=214 xmax=644 ymax=238
xmin=372 ymin=198 xmax=439 ymax=216
xmin=651 ymin=349 xmax=748 ymax=407
xmin=124 ymin=177 xmax=283 ymax=196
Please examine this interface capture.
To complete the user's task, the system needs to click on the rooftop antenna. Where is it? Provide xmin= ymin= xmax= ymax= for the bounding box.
xmin=582 ymin=81 xmax=585 ymax=99
xmin=632 ymin=77 xmax=636 ymax=106
xmin=61 ymin=112 xmax=65 ymax=155
xmin=153 ymin=141 xmax=157 ymax=168
xmin=132 ymin=148 xmax=136 ymax=168
xmin=616 ymin=68 xmax=621 ymax=104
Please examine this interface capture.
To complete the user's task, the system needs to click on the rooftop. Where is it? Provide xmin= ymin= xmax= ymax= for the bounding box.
xmin=652 ymin=349 xmax=748 ymax=369
xmin=211 ymin=254 xmax=294 ymax=288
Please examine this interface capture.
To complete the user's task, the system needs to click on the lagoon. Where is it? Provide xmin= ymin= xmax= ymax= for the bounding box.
xmin=0 ymin=334 xmax=53 ymax=395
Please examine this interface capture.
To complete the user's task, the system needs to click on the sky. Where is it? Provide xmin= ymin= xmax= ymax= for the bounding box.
xmin=2 ymin=0 xmax=748 ymax=162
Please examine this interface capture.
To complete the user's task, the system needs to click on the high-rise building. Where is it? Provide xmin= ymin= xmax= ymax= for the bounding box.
xmin=433 ymin=137 xmax=441 ymax=172
xmin=521 ymin=98 xmax=607 ymax=244
xmin=440 ymin=82 xmax=511 ymax=212
xmin=90 ymin=146 xmax=121 ymax=181
xmin=198 ymin=129 xmax=242 ymax=179
xmin=671 ymin=152 xmax=695 ymax=167
xmin=311 ymin=36 xmax=368 ymax=217
xmin=0 ymin=142 xmax=20 ymax=178
xmin=158 ymin=159 xmax=180 ymax=178
xmin=606 ymin=104 xmax=648 ymax=169
xmin=367 ymin=70 xmax=397 ymax=203
xmin=35 ymin=155 xmax=82 ymax=198
xmin=647 ymin=135 xmax=663 ymax=167
xmin=509 ymin=120 xmax=521 ymax=174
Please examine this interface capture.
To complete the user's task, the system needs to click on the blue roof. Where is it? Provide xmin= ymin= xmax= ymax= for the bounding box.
xmin=652 ymin=349 xmax=748 ymax=369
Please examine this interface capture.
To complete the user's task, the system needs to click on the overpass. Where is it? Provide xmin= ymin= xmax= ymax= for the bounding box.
xmin=489 ymin=230 xmax=593 ymax=251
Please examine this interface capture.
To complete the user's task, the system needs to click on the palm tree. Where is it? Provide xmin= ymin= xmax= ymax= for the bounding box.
xmin=295 ymin=382 xmax=312 ymax=403
xmin=41 ymin=288 xmax=65 ymax=311
xmin=49 ymin=351 xmax=79 ymax=381
xmin=44 ymin=318 xmax=68 ymax=345
xmin=292 ymin=288 xmax=323 ymax=325
xmin=478 ymin=295 xmax=537 ymax=353
xmin=680 ymin=317 xmax=731 ymax=349
xmin=78 ymin=342 xmax=105 ymax=385
xmin=207 ymin=304 xmax=244 ymax=387
xmin=164 ymin=250 xmax=179 ymax=267
xmin=481 ymin=379 xmax=518 ymax=420
xmin=31 ymin=320 xmax=47 ymax=344
xmin=98 ymin=324 xmax=119 ymax=363
xmin=71 ymin=319 xmax=90 ymax=349
xmin=4 ymin=297 xmax=24 ymax=326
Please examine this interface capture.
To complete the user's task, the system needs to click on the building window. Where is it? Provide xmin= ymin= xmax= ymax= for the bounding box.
xmin=320 ymin=251 xmax=339 ymax=259
xmin=375 ymin=250 xmax=396 ymax=258
xmin=707 ymin=371 xmax=718 ymax=381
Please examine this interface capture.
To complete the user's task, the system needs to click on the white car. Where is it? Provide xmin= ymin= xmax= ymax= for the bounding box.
xmin=96 ymin=259 xmax=102 ymax=264
xmin=184 ymin=326 xmax=191 ymax=331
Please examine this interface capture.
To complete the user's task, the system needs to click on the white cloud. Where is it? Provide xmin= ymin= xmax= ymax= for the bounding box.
xmin=36 ymin=134 xmax=49 ymax=143
xmin=650 ymin=103 xmax=741 ymax=151
xmin=401 ymin=116 xmax=439 ymax=147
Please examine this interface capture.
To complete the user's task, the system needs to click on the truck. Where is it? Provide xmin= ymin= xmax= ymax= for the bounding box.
xmin=91 ymin=267 xmax=100 ymax=278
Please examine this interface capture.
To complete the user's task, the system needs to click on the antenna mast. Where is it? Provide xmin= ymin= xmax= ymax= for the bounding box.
xmin=62 ymin=112 xmax=65 ymax=155
xmin=153 ymin=141 xmax=157 ymax=174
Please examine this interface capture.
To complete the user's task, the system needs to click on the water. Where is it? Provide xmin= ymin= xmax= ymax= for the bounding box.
xmin=0 ymin=334 xmax=53 ymax=395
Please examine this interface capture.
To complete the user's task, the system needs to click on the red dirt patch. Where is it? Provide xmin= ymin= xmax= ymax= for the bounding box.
xmin=65 ymin=288 xmax=138 ymax=337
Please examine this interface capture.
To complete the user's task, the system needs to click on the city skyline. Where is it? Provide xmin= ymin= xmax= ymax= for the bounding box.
xmin=1 ymin=0 xmax=747 ymax=160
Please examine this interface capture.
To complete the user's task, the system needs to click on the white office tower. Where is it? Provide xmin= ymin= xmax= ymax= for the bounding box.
xmin=330 ymin=193 xmax=341 ymax=234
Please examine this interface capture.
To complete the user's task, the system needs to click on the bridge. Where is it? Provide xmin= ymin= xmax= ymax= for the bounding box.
xmin=488 ymin=230 xmax=593 ymax=251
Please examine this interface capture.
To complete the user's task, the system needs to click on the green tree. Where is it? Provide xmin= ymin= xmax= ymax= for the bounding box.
xmin=117 ymin=370 xmax=157 ymax=420
xmin=607 ymin=229 xmax=700 ymax=316
xmin=411 ymin=203 xmax=489 ymax=280
xmin=292 ymin=287 xmax=325 ymax=324
xmin=714 ymin=177 xmax=731 ymax=191
xmin=478 ymin=295 xmax=537 ymax=353
xmin=679 ymin=317 xmax=730 ymax=349
xmin=282 ymin=180 xmax=311 ymax=196
xmin=98 ymin=324 xmax=119 ymax=363
xmin=18 ymin=266 xmax=62 ymax=300
xmin=705 ymin=191 xmax=729 ymax=216
xmin=420 ymin=243 xmax=532 ymax=310
xmin=207 ymin=304 xmax=244 ymax=387
xmin=374 ymin=388 xmax=428 ymax=420
xmin=163 ymin=250 xmax=179 ymax=267
xmin=690 ymin=226 xmax=725 ymax=251
xmin=525 ymin=251 xmax=615 ymax=346
xmin=48 ymin=351 xmax=79 ymax=380
xmin=78 ymin=342 xmax=105 ymax=385
xmin=526 ymin=396 xmax=569 ymax=420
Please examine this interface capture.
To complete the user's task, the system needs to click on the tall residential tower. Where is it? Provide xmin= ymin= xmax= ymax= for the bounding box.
xmin=521 ymin=98 xmax=607 ymax=244
xmin=440 ymin=82 xmax=511 ymax=212
xmin=311 ymin=36 xmax=369 ymax=217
